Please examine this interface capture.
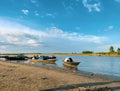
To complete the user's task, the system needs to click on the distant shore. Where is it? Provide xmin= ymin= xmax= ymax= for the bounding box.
xmin=0 ymin=61 xmax=120 ymax=91
xmin=1 ymin=53 xmax=120 ymax=57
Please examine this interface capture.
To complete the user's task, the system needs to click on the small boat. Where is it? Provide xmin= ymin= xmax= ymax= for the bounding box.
xmin=5 ymin=54 xmax=28 ymax=60
xmin=63 ymin=57 xmax=80 ymax=67
xmin=31 ymin=56 xmax=56 ymax=63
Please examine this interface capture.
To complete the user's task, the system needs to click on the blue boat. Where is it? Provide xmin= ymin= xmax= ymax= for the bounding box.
xmin=31 ymin=56 xmax=56 ymax=63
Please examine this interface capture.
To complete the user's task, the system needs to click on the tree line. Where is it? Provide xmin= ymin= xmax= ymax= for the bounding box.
xmin=109 ymin=46 xmax=120 ymax=53
xmin=82 ymin=46 xmax=120 ymax=54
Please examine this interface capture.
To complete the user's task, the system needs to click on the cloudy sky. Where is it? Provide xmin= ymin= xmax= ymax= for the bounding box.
xmin=0 ymin=0 xmax=120 ymax=53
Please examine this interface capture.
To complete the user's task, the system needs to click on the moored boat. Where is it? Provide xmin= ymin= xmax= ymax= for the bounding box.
xmin=31 ymin=56 xmax=56 ymax=63
xmin=63 ymin=57 xmax=80 ymax=67
xmin=31 ymin=59 xmax=56 ymax=63
xmin=5 ymin=54 xmax=28 ymax=60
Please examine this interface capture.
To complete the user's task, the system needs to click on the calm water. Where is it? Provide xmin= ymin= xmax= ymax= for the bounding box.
xmin=2 ymin=56 xmax=120 ymax=77
xmin=33 ymin=56 xmax=120 ymax=77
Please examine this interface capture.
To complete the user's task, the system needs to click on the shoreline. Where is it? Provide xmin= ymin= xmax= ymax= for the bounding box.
xmin=77 ymin=69 xmax=120 ymax=82
xmin=0 ymin=60 xmax=120 ymax=91
xmin=1 ymin=53 xmax=120 ymax=57
xmin=33 ymin=61 xmax=120 ymax=81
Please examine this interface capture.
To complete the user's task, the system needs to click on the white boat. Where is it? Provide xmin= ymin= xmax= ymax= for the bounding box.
xmin=63 ymin=57 xmax=80 ymax=67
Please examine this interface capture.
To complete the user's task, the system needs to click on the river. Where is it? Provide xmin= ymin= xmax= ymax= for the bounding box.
xmin=33 ymin=56 xmax=120 ymax=77
xmin=1 ymin=56 xmax=120 ymax=77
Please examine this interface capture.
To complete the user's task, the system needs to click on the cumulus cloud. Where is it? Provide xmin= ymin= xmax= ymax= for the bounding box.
xmin=21 ymin=9 xmax=29 ymax=15
xmin=0 ymin=23 xmax=106 ymax=45
xmin=82 ymin=0 xmax=101 ymax=12
xmin=0 ymin=18 xmax=108 ymax=53
xmin=45 ymin=27 xmax=107 ymax=44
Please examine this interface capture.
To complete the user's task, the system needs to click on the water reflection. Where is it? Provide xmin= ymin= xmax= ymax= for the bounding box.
xmin=63 ymin=64 xmax=78 ymax=70
xmin=41 ymin=63 xmax=56 ymax=65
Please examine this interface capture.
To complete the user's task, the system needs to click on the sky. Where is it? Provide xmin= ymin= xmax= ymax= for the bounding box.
xmin=0 ymin=0 xmax=120 ymax=53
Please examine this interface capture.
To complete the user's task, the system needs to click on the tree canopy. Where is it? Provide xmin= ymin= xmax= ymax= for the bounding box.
xmin=109 ymin=46 xmax=114 ymax=53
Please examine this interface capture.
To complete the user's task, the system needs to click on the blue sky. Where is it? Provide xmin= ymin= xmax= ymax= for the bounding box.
xmin=0 ymin=0 xmax=120 ymax=53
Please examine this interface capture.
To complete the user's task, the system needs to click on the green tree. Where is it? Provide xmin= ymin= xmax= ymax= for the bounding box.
xmin=117 ymin=48 xmax=120 ymax=54
xmin=109 ymin=46 xmax=114 ymax=53
xmin=82 ymin=51 xmax=93 ymax=54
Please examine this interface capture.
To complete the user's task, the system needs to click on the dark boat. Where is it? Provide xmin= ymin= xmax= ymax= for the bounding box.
xmin=5 ymin=54 xmax=28 ymax=60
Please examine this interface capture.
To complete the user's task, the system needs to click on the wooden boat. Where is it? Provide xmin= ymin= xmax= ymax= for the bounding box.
xmin=31 ymin=56 xmax=56 ymax=64
xmin=63 ymin=57 xmax=80 ymax=67
xmin=31 ymin=59 xmax=56 ymax=64
xmin=63 ymin=62 xmax=80 ymax=67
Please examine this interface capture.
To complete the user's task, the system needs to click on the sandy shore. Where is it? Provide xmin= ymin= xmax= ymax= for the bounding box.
xmin=0 ymin=61 xmax=120 ymax=91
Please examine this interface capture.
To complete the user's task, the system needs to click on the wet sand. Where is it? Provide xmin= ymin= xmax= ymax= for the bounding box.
xmin=0 ymin=61 xmax=120 ymax=91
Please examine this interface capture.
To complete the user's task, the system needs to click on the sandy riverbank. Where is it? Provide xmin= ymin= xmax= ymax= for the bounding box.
xmin=0 ymin=61 xmax=120 ymax=91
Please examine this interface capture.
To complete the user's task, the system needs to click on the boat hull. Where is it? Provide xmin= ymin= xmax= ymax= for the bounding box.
xmin=31 ymin=59 xmax=56 ymax=64
xmin=63 ymin=62 xmax=80 ymax=67
xmin=5 ymin=56 xmax=28 ymax=60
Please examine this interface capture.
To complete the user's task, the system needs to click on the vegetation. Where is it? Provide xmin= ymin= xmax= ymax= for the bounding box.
xmin=117 ymin=48 xmax=120 ymax=54
xmin=109 ymin=46 xmax=114 ymax=53
xmin=80 ymin=46 xmax=120 ymax=56
xmin=82 ymin=51 xmax=93 ymax=54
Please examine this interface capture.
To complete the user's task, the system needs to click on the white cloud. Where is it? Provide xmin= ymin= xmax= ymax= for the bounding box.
xmin=46 ymin=27 xmax=107 ymax=44
xmin=21 ymin=9 xmax=29 ymax=15
xmin=62 ymin=1 xmax=74 ymax=11
xmin=35 ymin=11 xmax=39 ymax=16
xmin=0 ymin=19 xmax=44 ymax=48
xmin=46 ymin=13 xmax=55 ymax=18
xmin=27 ymin=39 xmax=41 ymax=46
xmin=115 ymin=0 xmax=120 ymax=3
xmin=75 ymin=26 xmax=81 ymax=30
xmin=0 ymin=45 xmax=8 ymax=49
xmin=0 ymin=18 xmax=108 ymax=53
xmin=31 ymin=0 xmax=37 ymax=3
xmin=82 ymin=0 xmax=101 ymax=12
xmin=104 ymin=25 xmax=114 ymax=31
xmin=108 ymin=26 xmax=114 ymax=30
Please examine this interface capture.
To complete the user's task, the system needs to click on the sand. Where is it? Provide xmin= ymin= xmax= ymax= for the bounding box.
xmin=0 ymin=61 xmax=120 ymax=91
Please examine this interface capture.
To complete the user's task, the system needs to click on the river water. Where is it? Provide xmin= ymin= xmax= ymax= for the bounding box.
xmin=33 ymin=56 xmax=120 ymax=77
xmin=1 ymin=56 xmax=120 ymax=77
